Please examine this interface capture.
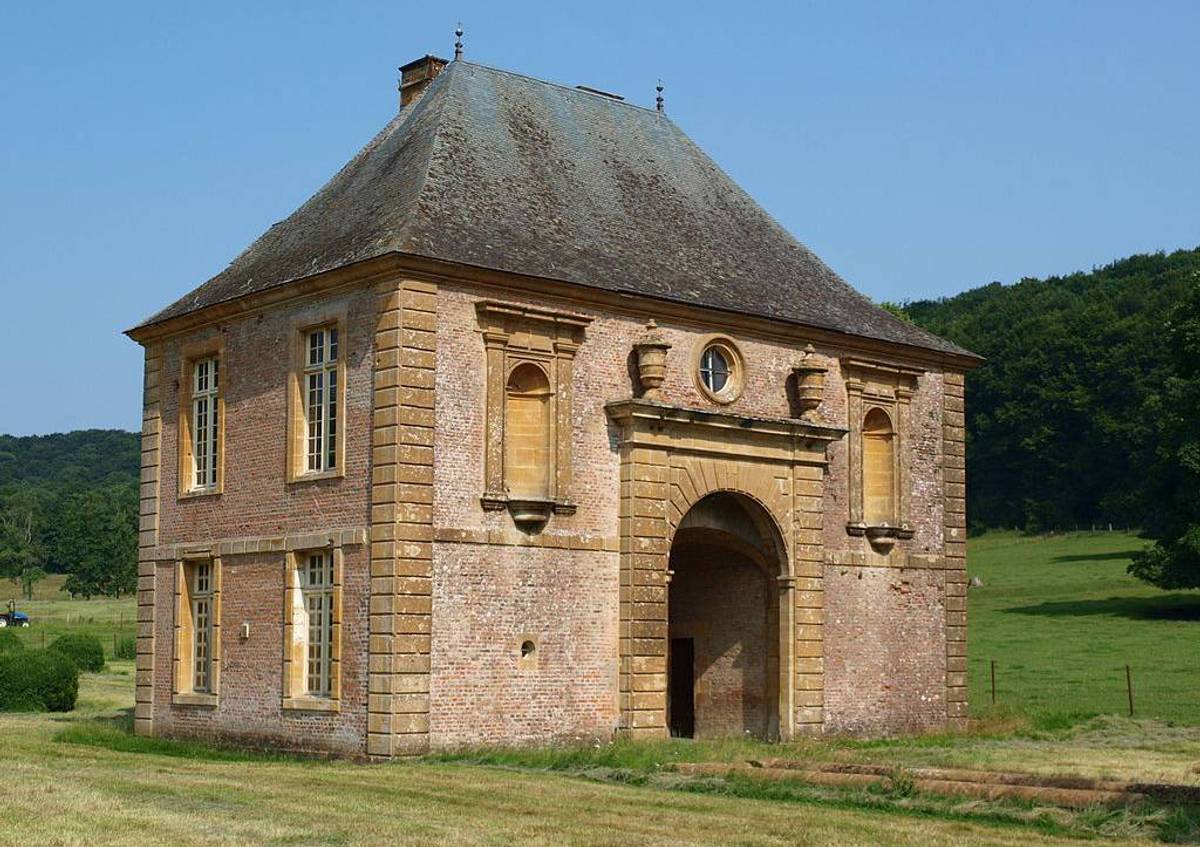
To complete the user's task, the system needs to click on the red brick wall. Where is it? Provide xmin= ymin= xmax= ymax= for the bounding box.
xmin=156 ymin=287 xmax=375 ymax=543
xmin=432 ymin=280 xmax=955 ymax=741
xmin=668 ymin=544 xmax=772 ymax=738
xmin=152 ymin=548 xmax=370 ymax=754
xmin=429 ymin=544 xmax=618 ymax=746
xmin=150 ymin=287 xmax=375 ymax=753
xmin=822 ymin=565 xmax=948 ymax=734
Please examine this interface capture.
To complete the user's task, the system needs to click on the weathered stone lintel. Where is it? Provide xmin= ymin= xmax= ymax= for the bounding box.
xmin=148 ymin=528 xmax=368 ymax=562
xmin=825 ymin=550 xmax=948 ymax=571
xmin=434 ymin=526 xmax=619 ymax=552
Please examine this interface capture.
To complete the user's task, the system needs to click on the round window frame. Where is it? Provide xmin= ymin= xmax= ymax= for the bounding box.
xmin=693 ymin=335 xmax=745 ymax=404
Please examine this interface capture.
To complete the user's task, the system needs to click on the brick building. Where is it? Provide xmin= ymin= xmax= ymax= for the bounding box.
xmin=126 ymin=53 xmax=979 ymax=758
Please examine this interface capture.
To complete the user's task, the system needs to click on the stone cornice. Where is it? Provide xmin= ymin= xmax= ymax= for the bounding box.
xmin=149 ymin=527 xmax=367 ymax=562
xmin=126 ymin=252 xmax=982 ymax=372
xmin=606 ymin=399 xmax=846 ymax=464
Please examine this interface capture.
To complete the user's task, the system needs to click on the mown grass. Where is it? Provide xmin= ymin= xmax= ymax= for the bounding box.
xmin=4 ymin=532 xmax=1200 ymax=844
xmin=8 ymin=670 xmax=1156 ymax=847
xmin=967 ymin=532 xmax=1200 ymax=724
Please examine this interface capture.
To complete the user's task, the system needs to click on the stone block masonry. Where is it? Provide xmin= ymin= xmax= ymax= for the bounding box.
xmin=135 ymin=343 xmax=162 ymax=737
xmin=943 ymin=371 xmax=969 ymax=727
xmin=368 ymin=278 xmax=437 ymax=758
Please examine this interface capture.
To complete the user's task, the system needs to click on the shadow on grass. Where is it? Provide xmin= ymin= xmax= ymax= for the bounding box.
xmin=55 ymin=716 xmax=312 ymax=763
xmin=1051 ymin=550 xmax=1142 ymax=564
xmin=1009 ymin=595 xmax=1200 ymax=621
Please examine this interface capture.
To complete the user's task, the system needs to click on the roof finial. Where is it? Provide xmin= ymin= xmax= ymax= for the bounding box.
xmin=655 ymin=79 xmax=664 ymax=113
xmin=454 ymin=23 xmax=464 ymax=61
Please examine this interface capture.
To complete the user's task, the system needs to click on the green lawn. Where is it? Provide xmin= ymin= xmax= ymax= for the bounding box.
xmin=967 ymin=531 xmax=1200 ymax=724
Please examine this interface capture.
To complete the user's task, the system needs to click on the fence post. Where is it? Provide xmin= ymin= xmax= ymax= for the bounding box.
xmin=990 ymin=659 xmax=997 ymax=706
xmin=1126 ymin=665 xmax=1135 ymax=717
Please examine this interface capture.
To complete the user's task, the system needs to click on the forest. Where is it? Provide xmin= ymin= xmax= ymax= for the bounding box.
xmin=904 ymin=246 xmax=1200 ymax=589
xmin=2 ymin=248 xmax=1198 ymax=597
xmin=0 ymin=430 xmax=139 ymax=599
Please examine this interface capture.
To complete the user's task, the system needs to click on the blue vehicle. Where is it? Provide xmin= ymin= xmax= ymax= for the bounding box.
xmin=0 ymin=608 xmax=30 ymax=628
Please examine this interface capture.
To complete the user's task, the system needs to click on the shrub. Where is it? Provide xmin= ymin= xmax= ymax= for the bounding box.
xmin=49 ymin=634 xmax=106 ymax=672
xmin=0 ymin=629 xmax=25 ymax=655
xmin=0 ymin=649 xmax=79 ymax=712
xmin=114 ymin=635 xmax=137 ymax=660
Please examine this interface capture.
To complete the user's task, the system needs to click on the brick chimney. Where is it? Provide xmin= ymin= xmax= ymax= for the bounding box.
xmin=398 ymin=55 xmax=449 ymax=109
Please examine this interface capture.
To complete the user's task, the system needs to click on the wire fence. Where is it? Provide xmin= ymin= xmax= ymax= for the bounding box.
xmin=971 ymin=658 xmax=1200 ymax=724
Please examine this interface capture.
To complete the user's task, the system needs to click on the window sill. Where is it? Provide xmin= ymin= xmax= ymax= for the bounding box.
xmin=287 ymin=469 xmax=344 ymax=485
xmin=173 ymin=692 xmax=218 ymax=707
xmin=179 ymin=488 xmax=222 ymax=501
xmin=282 ymin=696 xmax=340 ymax=713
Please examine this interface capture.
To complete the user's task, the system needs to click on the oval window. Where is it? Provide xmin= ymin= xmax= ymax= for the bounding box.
xmin=695 ymin=338 xmax=743 ymax=403
xmin=699 ymin=346 xmax=731 ymax=394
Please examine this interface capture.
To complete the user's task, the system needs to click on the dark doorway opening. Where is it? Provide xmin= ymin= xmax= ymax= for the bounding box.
xmin=669 ymin=637 xmax=695 ymax=738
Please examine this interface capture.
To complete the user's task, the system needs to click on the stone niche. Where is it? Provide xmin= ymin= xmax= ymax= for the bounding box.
xmin=475 ymin=301 xmax=591 ymax=530
xmin=842 ymin=357 xmax=921 ymax=554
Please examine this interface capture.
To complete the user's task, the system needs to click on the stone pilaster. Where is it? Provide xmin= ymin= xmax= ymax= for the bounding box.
xmin=792 ymin=461 xmax=825 ymax=733
xmin=942 ymin=371 xmax=968 ymax=726
xmin=369 ymin=278 xmax=437 ymax=758
xmin=135 ymin=344 xmax=162 ymax=737
xmin=618 ymin=445 xmax=670 ymax=737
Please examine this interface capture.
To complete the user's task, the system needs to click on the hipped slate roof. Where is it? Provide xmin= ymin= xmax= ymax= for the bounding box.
xmin=137 ymin=60 xmax=974 ymax=359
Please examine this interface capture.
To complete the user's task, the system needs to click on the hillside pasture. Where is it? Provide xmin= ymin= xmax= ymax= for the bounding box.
xmin=3 ymin=573 xmax=136 ymax=658
xmin=968 ymin=531 xmax=1200 ymax=724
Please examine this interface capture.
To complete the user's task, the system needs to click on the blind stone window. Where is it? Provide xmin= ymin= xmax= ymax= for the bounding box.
xmin=191 ymin=358 xmax=219 ymax=491
xmin=191 ymin=561 xmax=214 ymax=692
xmin=863 ymin=408 xmax=896 ymax=525
xmin=302 ymin=552 xmax=335 ymax=697
xmin=305 ymin=327 xmax=339 ymax=473
xmin=504 ymin=363 xmax=552 ymax=499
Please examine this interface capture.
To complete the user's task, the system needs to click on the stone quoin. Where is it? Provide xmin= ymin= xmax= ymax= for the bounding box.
xmin=126 ymin=52 xmax=981 ymax=758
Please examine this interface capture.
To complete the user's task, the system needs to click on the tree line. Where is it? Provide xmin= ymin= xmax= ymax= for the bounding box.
xmin=0 ymin=430 xmax=139 ymax=599
xmin=902 ymin=246 xmax=1200 ymax=590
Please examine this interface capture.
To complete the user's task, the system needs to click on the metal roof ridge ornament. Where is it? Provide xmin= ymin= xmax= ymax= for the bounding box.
xmin=655 ymin=79 xmax=664 ymax=113
xmin=454 ymin=24 xmax=464 ymax=62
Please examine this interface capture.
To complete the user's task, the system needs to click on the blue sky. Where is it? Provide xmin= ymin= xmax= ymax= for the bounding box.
xmin=2 ymin=1 xmax=1197 ymax=435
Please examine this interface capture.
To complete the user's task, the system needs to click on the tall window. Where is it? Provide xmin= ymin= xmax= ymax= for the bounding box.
xmin=302 ymin=552 xmax=335 ymax=697
xmin=504 ymin=363 xmax=552 ymax=498
xmin=191 ymin=561 xmax=214 ymax=692
xmin=305 ymin=327 xmax=339 ymax=473
xmin=191 ymin=357 xmax=219 ymax=491
xmin=863 ymin=408 xmax=896 ymax=525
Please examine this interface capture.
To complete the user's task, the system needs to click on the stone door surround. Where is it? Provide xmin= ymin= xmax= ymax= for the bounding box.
xmin=606 ymin=399 xmax=844 ymax=740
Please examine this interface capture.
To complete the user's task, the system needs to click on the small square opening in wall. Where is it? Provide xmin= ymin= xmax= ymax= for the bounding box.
xmin=517 ymin=638 xmax=538 ymax=670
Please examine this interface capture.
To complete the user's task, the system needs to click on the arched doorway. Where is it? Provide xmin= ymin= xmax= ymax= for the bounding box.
xmin=667 ymin=492 xmax=788 ymax=740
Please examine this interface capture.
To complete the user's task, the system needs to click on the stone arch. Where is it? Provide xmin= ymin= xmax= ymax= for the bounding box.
xmin=666 ymin=457 xmax=794 ymax=572
xmin=667 ymin=489 xmax=791 ymax=739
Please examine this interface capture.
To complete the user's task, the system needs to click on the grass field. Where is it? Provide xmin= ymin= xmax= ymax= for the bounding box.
xmin=2 ymin=532 xmax=1199 ymax=844
xmin=967 ymin=532 xmax=1200 ymax=724
xmin=4 ymin=573 xmax=136 ymax=657
xmin=5 ymin=667 xmax=1198 ymax=845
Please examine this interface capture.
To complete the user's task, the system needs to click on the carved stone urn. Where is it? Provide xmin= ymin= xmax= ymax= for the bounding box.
xmin=792 ymin=344 xmax=828 ymax=421
xmin=633 ymin=320 xmax=672 ymax=398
